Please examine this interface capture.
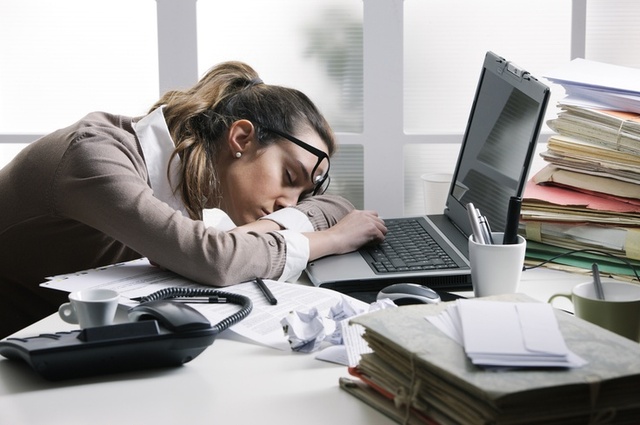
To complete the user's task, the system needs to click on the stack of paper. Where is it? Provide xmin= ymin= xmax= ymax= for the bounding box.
xmin=546 ymin=106 xmax=640 ymax=157
xmin=426 ymin=299 xmax=586 ymax=368
xmin=543 ymin=58 xmax=640 ymax=113
xmin=520 ymin=58 xmax=640 ymax=277
xmin=342 ymin=294 xmax=640 ymax=424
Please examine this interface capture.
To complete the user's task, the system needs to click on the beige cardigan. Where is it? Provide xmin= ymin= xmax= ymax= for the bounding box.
xmin=0 ymin=112 xmax=352 ymax=336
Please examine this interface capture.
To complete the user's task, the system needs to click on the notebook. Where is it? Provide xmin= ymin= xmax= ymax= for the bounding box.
xmin=306 ymin=51 xmax=550 ymax=295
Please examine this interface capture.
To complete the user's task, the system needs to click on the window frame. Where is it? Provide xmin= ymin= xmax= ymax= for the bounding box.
xmin=0 ymin=0 xmax=589 ymax=217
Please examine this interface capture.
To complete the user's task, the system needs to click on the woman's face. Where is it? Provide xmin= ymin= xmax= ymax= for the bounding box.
xmin=219 ymin=124 xmax=330 ymax=225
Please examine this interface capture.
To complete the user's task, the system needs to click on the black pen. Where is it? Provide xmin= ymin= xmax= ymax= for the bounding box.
xmin=503 ymin=196 xmax=522 ymax=245
xmin=169 ymin=296 xmax=227 ymax=303
xmin=255 ymin=277 xmax=277 ymax=305
xmin=130 ymin=296 xmax=228 ymax=303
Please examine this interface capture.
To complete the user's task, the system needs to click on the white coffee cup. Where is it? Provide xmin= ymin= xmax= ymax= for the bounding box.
xmin=468 ymin=232 xmax=526 ymax=297
xmin=58 ymin=289 xmax=120 ymax=328
xmin=421 ymin=173 xmax=452 ymax=215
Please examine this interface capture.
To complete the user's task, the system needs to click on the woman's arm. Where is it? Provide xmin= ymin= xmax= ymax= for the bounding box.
xmin=250 ymin=194 xmax=355 ymax=233
xmin=231 ymin=194 xmax=386 ymax=260
xmin=293 ymin=194 xmax=355 ymax=230
xmin=232 ymin=208 xmax=387 ymax=260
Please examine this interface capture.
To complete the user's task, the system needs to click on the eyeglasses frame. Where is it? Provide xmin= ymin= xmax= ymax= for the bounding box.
xmin=262 ymin=127 xmax=331 ymax=196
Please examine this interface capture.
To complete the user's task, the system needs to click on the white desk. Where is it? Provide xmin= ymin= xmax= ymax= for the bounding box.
xmin=0 ymin=268 xmax=587 ymax=425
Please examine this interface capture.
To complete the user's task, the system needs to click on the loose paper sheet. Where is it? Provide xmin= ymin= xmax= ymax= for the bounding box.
xmin=41 ymin=258 xmax=367 ymax=351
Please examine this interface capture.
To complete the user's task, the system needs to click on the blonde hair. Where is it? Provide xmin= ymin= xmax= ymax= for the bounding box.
xmin=149 ymin=61 xmax=336 ymax=220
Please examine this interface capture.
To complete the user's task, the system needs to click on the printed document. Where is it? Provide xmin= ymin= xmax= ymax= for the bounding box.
xmin=41 ymin=258 xmax=365 ymax=351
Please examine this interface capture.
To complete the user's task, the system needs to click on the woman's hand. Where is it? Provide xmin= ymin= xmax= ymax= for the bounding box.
xmin=304 ymin=210 xmax=387 ymax=260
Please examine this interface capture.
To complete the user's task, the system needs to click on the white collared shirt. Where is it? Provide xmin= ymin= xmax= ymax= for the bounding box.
xmin=133 ymin=106 xmax=188 ymax=217
xmin=133 ymin=107 xmax=311 ymax=282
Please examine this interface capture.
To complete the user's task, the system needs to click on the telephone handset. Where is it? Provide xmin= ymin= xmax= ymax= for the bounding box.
xmin=0 ymin=288 xmax=252 ymax=381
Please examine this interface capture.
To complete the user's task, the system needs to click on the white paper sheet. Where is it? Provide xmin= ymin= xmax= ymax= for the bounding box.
xmin=41 ymin=259 xmax=367 ymax=351
xmin=426 ymin=299 xmax=588 ymax=368
xmin=544 ymin=58 xmax=640 ymax=113
xmin=544 ymin=58 xmax=640 ymax=95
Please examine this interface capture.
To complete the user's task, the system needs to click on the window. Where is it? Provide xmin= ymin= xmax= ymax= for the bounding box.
xmin=402 ymin=0 xmax=572 ymax=215
xmin=0 ymin=0 xmax=158 ymax=134
xmin=585 ymin=0 xmax=640 ymax=68
xmin=197 ymin=0 xmax=363 ymax=133
xmin=2 ymin=0 xmax=639 ymax=217
xmin=404 ymin=0 xmax=572 ymax=134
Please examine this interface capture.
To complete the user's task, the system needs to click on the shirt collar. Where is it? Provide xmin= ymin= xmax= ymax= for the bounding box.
xmin=133 ymin=106 xmax=189 ymax=217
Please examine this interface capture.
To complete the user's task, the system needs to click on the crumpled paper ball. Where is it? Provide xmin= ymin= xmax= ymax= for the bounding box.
xmin=281 ymin=297 xmax=396 ymax=353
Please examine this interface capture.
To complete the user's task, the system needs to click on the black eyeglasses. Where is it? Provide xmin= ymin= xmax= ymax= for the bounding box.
xmin=263 ymin=127 xmax=331 ymax=196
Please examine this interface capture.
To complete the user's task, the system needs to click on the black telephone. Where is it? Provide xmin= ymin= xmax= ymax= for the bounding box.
xmin=0 ymin=288 xmax=252 ymax=381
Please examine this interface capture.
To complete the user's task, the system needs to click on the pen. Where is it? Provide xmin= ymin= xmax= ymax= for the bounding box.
xmin=591 ymin=263 xmax=605 ymax=300
xmin=479 ymin=213 xmax=494 ymax=245
xmin=466 ymin=202 xmax=486 ymax=244
xmin=169 ymin=296 xmax=227 ymax=303
xmin=503 ymin=196 xmax=522 ymax=245
xmin=255 ymin=277 xmax=278 ymax=305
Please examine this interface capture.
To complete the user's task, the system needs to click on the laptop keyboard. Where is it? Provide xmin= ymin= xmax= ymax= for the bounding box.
xmin=363 ymin=218 xmax=458 ymax=274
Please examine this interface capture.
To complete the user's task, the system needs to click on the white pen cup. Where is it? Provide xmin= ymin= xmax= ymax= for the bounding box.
xmin=468 ymin=232 xmax=526 ymax=297
xmin=58 ymin=289 xmax=120 ymax=328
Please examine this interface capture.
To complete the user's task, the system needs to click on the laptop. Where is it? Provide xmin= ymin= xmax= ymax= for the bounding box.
xmin=306 ymin=51 xmax=550 ymax=296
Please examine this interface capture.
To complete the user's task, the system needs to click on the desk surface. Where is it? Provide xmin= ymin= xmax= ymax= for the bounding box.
xmin=0 ymin=268 xmax=587 ymax=425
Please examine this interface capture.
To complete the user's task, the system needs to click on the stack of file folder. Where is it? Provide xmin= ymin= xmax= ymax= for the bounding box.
xmin=341 ymin=294 xmax=640 ymax=425
xmin=520 ymin=58 xmax=640 ymax=280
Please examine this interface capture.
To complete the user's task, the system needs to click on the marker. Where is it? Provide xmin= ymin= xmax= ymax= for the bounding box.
xmin=255 ymin=277 xmax=278 ymax=305
xmin=503 ymin=196 xmax=522 ymax=245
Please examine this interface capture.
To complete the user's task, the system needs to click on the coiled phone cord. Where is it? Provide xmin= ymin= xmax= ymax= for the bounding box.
xmin=137 ymin=287 xmax=253 ymax=333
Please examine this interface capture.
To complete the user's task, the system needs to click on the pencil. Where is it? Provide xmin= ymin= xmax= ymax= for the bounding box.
xmin=255 ymin=277 xmax=278 ymax=305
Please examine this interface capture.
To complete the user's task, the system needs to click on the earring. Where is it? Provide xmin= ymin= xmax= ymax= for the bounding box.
xmin=235 ymin=152 xmax=242 ymax=158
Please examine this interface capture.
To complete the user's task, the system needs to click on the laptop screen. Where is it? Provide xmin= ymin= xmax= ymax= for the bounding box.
xmin=446 ymin=52 xmax=550 ymax=234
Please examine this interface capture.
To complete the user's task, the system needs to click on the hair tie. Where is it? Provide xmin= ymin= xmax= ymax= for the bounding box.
xmin=249 ymin=77 xmax=263 ymax=87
